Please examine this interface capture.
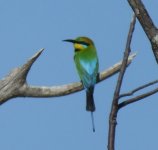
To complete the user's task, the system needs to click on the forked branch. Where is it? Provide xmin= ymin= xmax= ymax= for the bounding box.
xmin=119 ymin=80 xmax=158 ymax=98
xmin=0 ymin=48 xmax=136 ymax=105
xmin=108 ymin=14 xmax=136 ymax=150
xmin=119 ymin=87 xmax=158 ymax=109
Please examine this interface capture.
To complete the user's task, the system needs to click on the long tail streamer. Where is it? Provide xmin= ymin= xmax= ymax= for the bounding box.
xmin=91 ymin=112 xmax=95 ymax=132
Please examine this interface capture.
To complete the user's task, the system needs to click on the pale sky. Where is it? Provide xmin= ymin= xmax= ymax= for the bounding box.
xmin=0 ymin=0 xmax=158 ymax=150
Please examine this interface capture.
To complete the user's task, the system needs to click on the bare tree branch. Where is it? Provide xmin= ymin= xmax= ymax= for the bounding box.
xmin=119 ymin=80 xmax=158 ymax=98
xmin=107 ymin=2 xmax=158 ymax=149
xmin=128 ymin=0 xmax=158 ymax=63
xmin=0 ymin=49 xmax=136 ymax=105
xmin=119 ymin=86 xmax=158 ymax=109
xmin=0 ymin=48 xmax=45 ymax=104
xmin=108 ymin=14 xmax=136 ymax=150
xmin=20 ymin=53 xmax=136 ymax=98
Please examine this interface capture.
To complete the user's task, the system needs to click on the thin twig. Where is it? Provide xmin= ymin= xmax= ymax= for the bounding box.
xmin=119 ymin=80 xmax=158 ymax=98
xmin=107 ymin=14 xmax=136 ymax=150
xmin=119 ymin=87 xmax=158 ymax=109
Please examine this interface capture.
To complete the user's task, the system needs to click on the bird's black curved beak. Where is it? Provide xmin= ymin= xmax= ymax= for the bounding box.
xmin=63 ymin=39 xmax=76 ymax=43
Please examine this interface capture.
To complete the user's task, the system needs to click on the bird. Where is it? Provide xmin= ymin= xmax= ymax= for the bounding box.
xmin=63 ymin=36 xmax=99 ymax=132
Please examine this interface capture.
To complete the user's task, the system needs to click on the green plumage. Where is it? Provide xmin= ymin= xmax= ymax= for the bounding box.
xmin=63 ymin=36 xmax=99 ymax=132
xmin=73 ymin=37 xmax=99 ymax=112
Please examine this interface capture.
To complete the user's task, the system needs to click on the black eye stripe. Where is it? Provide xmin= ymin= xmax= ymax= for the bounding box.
xmin=75 ymin=41 xmax=90 ymax=46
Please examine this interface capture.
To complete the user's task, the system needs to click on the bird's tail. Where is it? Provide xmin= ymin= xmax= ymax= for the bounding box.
xmin=86 ymin=87 xmax=96 ymax=132
xmin=86 ymin=87 xmax=95 ymax=112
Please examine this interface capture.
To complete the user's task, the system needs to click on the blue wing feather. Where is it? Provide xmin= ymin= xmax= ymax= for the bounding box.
xmin=74 ymin=55 xmax=98 ymax=89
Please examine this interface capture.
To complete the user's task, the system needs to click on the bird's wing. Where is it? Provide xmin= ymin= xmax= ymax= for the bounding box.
xmin=74 ymin=55 xmax=98 ymax=88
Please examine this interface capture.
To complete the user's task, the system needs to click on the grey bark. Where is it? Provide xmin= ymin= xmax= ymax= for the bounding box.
xmin=128 ymin=0 xmax=158 ymax=63
xmin=0 ymin=48 xmax=136 ymax=105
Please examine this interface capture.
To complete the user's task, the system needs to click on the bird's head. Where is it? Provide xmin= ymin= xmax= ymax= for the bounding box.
xmin=63 ymin=36 xmax=95 ymax=52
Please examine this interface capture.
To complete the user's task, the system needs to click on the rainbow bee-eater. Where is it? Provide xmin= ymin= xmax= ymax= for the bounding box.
xmin=63 ymin=37 xmax=99 ymax=132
